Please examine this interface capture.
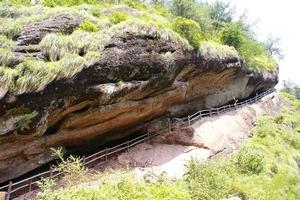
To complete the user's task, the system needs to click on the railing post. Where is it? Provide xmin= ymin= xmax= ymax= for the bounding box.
xmin=126 ymin=141 xmax=129 ymax=154
xmin=209 ymin=109 xmax=212 ymax=117
xmin=147 ymin=132 xmax=150 ymax=144
xmin=50 ymin=168 xmax=53 ymax=179
xmin=188 ymin=115 xmax=191 ymax=127
xmin=6 ymin=181 xmax=12 ymax=200
xmin=28 ymin=180 xmax=32 ymax=192
xmin=105 ymin=148 xmax=108 ymax=162
xmin=82 ymin=155 xmax=86 ymax=166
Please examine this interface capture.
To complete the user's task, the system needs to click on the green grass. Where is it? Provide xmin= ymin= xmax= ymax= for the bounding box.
xmin=185 ymin=93 xmax=300 ymax=200
xmin=0 ymin=35 xmax=15 ymax=48
xmin=0 ymin=48 xmax=15 ymax=66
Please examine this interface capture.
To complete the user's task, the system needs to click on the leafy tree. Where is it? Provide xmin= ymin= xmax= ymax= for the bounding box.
xmin=282 ymin=80 xmax=300 ymax=99
xmin=173 ymin=16 xmax=202 ymax=49
xmin=170 ymin=0 xmax=196 ymax=18
xmin=220 ymin=22 xmax=244 ymax=50
xmin=265 ymin=35 xmax=284 ymax=60
xmin=209 ymin=1 xmax=234 ymax=28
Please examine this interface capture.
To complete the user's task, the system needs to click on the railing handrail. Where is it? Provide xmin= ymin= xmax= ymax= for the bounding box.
xmin=0 ymin=88 xmax=275 ymax=198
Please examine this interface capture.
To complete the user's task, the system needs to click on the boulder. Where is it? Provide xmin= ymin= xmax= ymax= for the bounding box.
xmin=0 ymin=24 xmax=278 ymax=183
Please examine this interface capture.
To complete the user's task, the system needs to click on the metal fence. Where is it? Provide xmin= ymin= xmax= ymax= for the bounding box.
xmin=0 ymin=88 xmax=275 ymax=199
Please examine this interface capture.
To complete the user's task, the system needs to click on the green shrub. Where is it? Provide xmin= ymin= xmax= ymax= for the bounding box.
xmin=78 ymin=20 xmax=98 ymax=32
xmin=185 ymin=158 xmax=238 ymax=200
xmin=220 ymin=22 xmax=244 ymax=50
xmin=108 ymin=11 xmax=129 ymax=24
xmin=234 ymin=147 xmax=265 ymax=174
xmin=173 ymin=16 xmax=202 ymax=50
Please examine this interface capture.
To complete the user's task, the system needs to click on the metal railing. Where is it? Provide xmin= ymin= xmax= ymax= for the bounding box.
xmin=0 ymin=88 xmax=275 ymax=199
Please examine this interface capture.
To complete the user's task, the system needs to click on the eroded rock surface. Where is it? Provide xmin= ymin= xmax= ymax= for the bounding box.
xmin=0 ymin=19 xmax=278 ymax=183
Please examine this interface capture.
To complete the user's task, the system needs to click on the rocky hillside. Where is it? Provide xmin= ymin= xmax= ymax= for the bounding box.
xmin=0 ymin=1 xmax=278 ymax=183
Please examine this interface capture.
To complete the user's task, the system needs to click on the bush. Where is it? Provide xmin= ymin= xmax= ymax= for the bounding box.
xmin=78 ymin=21 xmax=98 ymax=32
xmin=108 ymin=11 xmax=129 ymax=24
xmin=173 ymin=16 xmax=202 ymax=50
xmin=234 ymin=147 xmax=265 ymax=174
xmin=220 ymin=22 xmax=244 ymax=50
xmin=184 ymin=158 xmax=238 ymax=200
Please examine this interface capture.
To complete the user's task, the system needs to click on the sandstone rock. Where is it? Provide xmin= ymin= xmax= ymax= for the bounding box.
xmin=16 ymin=14 xmax=82 ymax=46
xmin=0 ymin=29 xmax=278 ymax=183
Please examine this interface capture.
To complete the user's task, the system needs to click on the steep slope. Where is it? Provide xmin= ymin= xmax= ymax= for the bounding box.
xmin=0 ymin=3 xmax=278 ymax=183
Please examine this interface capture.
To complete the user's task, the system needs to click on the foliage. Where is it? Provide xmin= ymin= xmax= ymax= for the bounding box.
xmin=220 ymin=22 xmax=278 ymax=72
xmin=209 ymin=1 xmax=234 ymax=27
xmin=281 ymin=80 xmax=300 ymax=99
xmin=14 ymin=110 xmax=38 ymax=130
xmin=184 ymin=158 xmax=237 ymax=200
xmin=0 ymin=35 xmax=15 ymax=48
xmin=78 ymin=20 xmax=99 ymax=32
xmin=234 ymin=147 xmax=265 ymax=174
xmin=37 ymin=166 xmax=191 ymax=200
xmin=264 ymin=35 xmax=283 ymax=60
xmin=184 ymin=93 xmax=300 ymax=200
xmin=173 ymin=16 xmax=202 ymax=49
xmin=51 ymin=147 xmax=87 ymax=185
xmin=108 ymin=11 xmax=129 ymax=24
xmin=0 ymin=19 xmax=22 ymax=39
xmin=0 ymin=48 xmax=15 ymax=66
xmin=199 ymin=41 xmax=238 ymax=59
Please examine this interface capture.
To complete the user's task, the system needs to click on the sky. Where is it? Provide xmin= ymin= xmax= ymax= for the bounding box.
xmin=207 ymin=0 xmax=300 ymax=87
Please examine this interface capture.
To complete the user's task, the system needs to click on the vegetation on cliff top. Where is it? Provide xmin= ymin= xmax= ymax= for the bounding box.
xmin=0 ymin=0 xmax=280 ymax=96
xmin=37 ymin=93 xmax=300 ymax=200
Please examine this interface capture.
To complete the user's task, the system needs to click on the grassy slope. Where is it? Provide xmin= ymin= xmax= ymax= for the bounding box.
xmin=37 ymin=93 xmax=300 ymax=200
xmin=0 ymin=1 xmax=277 ymax=97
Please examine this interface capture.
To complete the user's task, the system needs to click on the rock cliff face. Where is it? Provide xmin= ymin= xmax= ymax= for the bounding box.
xmin=0 ymin=15 xmax=278 ymax=183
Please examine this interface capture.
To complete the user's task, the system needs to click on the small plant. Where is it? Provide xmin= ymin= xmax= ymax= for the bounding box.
xmin=0 ymin=48 xmax=15 ymax=66
xmin=108 ymin=11 xmax=129 ymax=24
xmin=0 ymin=65 xmax=18 ymax=97
xmin=0 ymin=19 xmax=22 ymax=39
xmin=78 ymin=20 xmax=98 ymax=32
xmin=234 ymin=147 xmax=265 ymax=174
xmin=51 ymin=147 xmax=87 ymax=185
xmin=37 ymin=178 xmax=57 ymax=200
xmin=0 ymin=35 xmax=15 ymax=49
xmin=14 ymin=110 xmax=38 ymax=131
